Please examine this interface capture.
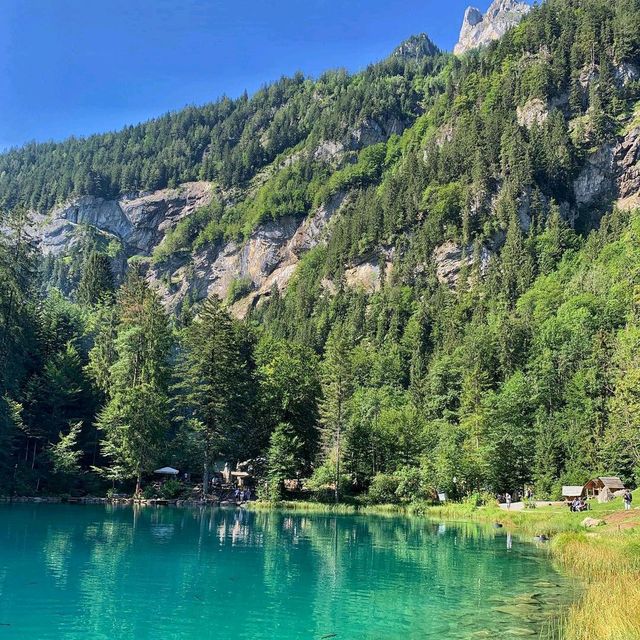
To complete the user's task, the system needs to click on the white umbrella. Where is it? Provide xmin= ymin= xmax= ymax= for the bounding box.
xmin=154 ymin=467 xmax=179 ymax=475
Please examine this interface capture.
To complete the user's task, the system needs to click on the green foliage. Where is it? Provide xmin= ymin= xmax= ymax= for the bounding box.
xmin=1 ymin=0 xmax=640 ymax=505
xmin=93 ymin=270 xmax=173 ymax=493
xmin=48 ymin=422 xmax=82 ymax=476
xmin=76 ymin=251 xmax=115 ymax=306
xmin=176 ymin=296 xmax=254 ymax=492
xmin=266 ymin=422 xmax=304 ymax=500
xmin=226 ymin=277 xmax=254 ymax=305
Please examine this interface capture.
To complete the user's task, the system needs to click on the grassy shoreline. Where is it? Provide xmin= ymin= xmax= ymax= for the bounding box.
xmin=250 ymin=494 xmax=640 ymax=640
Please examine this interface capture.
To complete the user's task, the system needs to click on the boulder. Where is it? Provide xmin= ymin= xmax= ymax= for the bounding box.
xmin=581 ymin=517 xmax=604 ymax=528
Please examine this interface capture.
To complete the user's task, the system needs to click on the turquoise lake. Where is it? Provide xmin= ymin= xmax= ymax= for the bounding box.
xmin=0 ymin=504 xmax=576 ymax=639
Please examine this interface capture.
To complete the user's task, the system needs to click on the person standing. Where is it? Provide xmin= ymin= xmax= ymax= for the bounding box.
xmin=505 ymin=493 xmax=512 ymax=509
xmin=624 ymin=489 xmax=633 ymax=511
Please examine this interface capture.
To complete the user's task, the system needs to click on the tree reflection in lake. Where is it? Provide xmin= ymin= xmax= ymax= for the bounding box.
xmin=0 ymin=504 xmax=576 ymax=640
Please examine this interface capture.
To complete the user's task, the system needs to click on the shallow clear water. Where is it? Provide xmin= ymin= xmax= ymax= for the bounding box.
xmin=0 ymin=504 xmax=576 ymax=639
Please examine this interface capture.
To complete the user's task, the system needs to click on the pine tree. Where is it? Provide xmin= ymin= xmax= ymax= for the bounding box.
xmin=266 ymin=422 xmax=303 ymax=500
xmin=77 ymin=251 xmax=115 ymax=306
xmin=177 ymin=296 xmax=252 ymax=495
xmin=319 ymin=325 xmax=354 ymax=502
xmin=95 ymin=270 xmax=172 ymax=494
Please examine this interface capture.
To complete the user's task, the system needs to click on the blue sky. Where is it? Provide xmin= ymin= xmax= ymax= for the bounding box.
xmin=0 ymin=0 xmax=505 ymax=150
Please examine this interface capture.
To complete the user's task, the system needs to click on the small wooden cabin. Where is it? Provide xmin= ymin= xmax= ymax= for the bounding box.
xmin=562 ymin=486 xmax=585 ymax=502
xmin=584 ymin=476 xmax=625 ymax=498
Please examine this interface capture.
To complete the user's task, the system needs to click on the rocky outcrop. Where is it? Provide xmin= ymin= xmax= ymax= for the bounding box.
xmin=149 ymin=191 xmax=348 ymax=316
xmin=454 ymin=0 xmax=530 ymax=56
xmin=344 ymin=251 xmax=394 ymax=294
xmin=516 ymin=98 xmax=549 ymax=129
xmin=392 ymin=34 xmax=439 ymax=61
xmin=616 ymin=126 xmax=640 ymax=210
xmin=37 ymin=182 xmax=214 ymax=257
xmin=432 ymin=241 xmax=490 ymax=288
xmin=573 ymin=126 xmax=640 ymax=210
xmin=313 ymin=115 xmax=406 ymax=165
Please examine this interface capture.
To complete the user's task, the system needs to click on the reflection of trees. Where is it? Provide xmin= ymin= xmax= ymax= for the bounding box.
xmin=8 ymin=504 xmax=573 ymax=640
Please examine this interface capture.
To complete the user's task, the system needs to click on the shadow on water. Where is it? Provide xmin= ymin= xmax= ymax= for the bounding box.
xmin=0 ymin=503 xmax=578 ymax=640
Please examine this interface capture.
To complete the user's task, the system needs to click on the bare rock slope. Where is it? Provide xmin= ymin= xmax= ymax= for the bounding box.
xmin=454 ymin=0 xmax=530 ymax=55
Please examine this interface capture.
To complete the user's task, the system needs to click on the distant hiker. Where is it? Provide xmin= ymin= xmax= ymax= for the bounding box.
xmin=505 ymin=493 xmax=512 ymax=509
xmin=624 ymin=489 xmax=633 ymax=511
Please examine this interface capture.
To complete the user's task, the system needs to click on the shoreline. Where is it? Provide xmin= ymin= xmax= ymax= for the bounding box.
xmin=3 ymin=494 xmax=638 ymax=639
xmin=249 ymin=498 xmax=640 ymax=640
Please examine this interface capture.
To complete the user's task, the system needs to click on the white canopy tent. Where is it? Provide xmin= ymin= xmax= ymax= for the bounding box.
xmin=154 ymin=467 xmax=179 ymax=475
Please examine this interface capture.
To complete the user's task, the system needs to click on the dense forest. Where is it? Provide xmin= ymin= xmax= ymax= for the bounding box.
xmin=1 ymin=0 xmax=640 ymax=503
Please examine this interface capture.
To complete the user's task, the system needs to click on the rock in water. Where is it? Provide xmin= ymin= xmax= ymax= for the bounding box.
xmin=454 ymin=0 xmax=531 ymax=55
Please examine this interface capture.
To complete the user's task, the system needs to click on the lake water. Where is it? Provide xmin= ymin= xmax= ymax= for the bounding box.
xmin=0 ymin=504 xmax=576 ymax=640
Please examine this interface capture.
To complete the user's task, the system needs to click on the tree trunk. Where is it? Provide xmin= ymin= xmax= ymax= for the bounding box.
xmin=202 ymin=461 xmax=210 ymax=499
xmin=135 ymin=468 xmax=142 ymax=496
xmin=335 ymin=421 xmax=341 ymax=504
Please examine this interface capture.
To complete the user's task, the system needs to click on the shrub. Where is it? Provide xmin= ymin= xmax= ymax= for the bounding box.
xmin=367 ymin=473 xmax=401 ymax=504
xmin=226 ymin=277 xmax=254 ymax=304
xmin=158 ymin=479 xmax=183 ymax=499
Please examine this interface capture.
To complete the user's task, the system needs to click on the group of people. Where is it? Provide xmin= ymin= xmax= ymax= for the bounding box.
xmin=569 ymin=497 xmax=589 ymax=512
xmin=234 ymin=488 xmax=252 ymax=502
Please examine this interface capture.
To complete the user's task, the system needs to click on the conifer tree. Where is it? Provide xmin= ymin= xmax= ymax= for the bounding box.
xmin=177 ymin=296 xmax=252 ymax=495
xmin=319 ymin=325 xmax=354 ymax=503
xmin=77 ymin=251 xmax=115 ymax=306
xmin=95 ymin=270 xmax=172 ymax=493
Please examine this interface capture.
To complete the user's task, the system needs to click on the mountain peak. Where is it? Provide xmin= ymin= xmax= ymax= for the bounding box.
xmin=454 ymin=0 xmax=530 ymax=55
xmin=391 ymin=34 xmax=439 ymax=61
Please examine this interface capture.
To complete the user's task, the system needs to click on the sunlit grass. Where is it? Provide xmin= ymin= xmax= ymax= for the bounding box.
xmin=547 ymin=529 xmax=640 ymax=640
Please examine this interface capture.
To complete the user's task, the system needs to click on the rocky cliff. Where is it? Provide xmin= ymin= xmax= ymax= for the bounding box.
xmin=454 ymin=0 xmax=530 ymax=55
xmin=35 ymin=182 xmax=214 ymax=258
xmin=30 ymin=118 xmax=640 ymax=315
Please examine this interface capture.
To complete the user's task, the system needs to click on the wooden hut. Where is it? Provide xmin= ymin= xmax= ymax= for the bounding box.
xmin=583 ymin=476 xmax=625 ymax=498
xmin=562 ymin=486 xmax=584 ymax=502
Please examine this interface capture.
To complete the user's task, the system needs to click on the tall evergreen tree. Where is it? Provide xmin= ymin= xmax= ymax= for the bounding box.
xmin=77 ymin=251 xmax=115 ymax=306
xmin=177 ymin=296 xmax=253 ymax=495
xmin=94 ymin=270 xmax=172 ymax=493
xmin=319 ymin=325 xmax=354 ymax=503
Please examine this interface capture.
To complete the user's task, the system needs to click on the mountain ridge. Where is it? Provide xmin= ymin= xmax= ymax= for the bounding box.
xmin=454 ymin=0 xmax=531 ymax=55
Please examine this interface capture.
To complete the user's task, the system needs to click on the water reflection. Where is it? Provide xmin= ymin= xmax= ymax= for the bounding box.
xmin=0 ymin=504 xmax=577 ymax=640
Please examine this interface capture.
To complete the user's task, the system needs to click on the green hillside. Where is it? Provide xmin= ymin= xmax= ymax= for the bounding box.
xmin=1 ymin=0 xmax=639 ymax=506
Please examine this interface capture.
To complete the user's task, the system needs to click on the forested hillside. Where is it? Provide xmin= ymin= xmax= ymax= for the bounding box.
xmin=1 ymin=0 xmax=639 ymax=502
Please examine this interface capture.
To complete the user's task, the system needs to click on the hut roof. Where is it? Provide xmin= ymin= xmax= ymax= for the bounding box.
xmin=599 ymin=476 xmax=625 ymax=490
xmin=154 ymin=466 xmax=179 ymax=475
xmin=562 ymin=485 xmax=584 ymax=497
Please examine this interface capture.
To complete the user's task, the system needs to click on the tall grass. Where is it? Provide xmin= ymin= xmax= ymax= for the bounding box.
xmin=547 ymin=530 xmax=640 ymax=640
xmin=560 ymin=575 xmax=640 ymax=640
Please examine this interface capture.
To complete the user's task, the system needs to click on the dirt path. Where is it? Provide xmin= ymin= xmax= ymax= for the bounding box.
xmin=602 ymin=508 xmax=640 ymax=531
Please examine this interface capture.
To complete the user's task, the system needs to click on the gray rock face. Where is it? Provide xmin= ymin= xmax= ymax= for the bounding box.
xmin=432 ymin=241 xmax=490 ymax=288
xmin=516 ymin=98 xmax=549 ymax=129
xmin=392 ymin=34 xmax=439 ymax=61
xmin=37 ymin=182 xmax=214 ymax=257
xmin=148 ymin=191 xmax=349 ymax=316
xmin=313 ymin=114 xmax=406 ymax=166
xmin=454 ymin=0 xmax=531 ymax=55
xmin=573 ymin=126 xmax=640 ymax=210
